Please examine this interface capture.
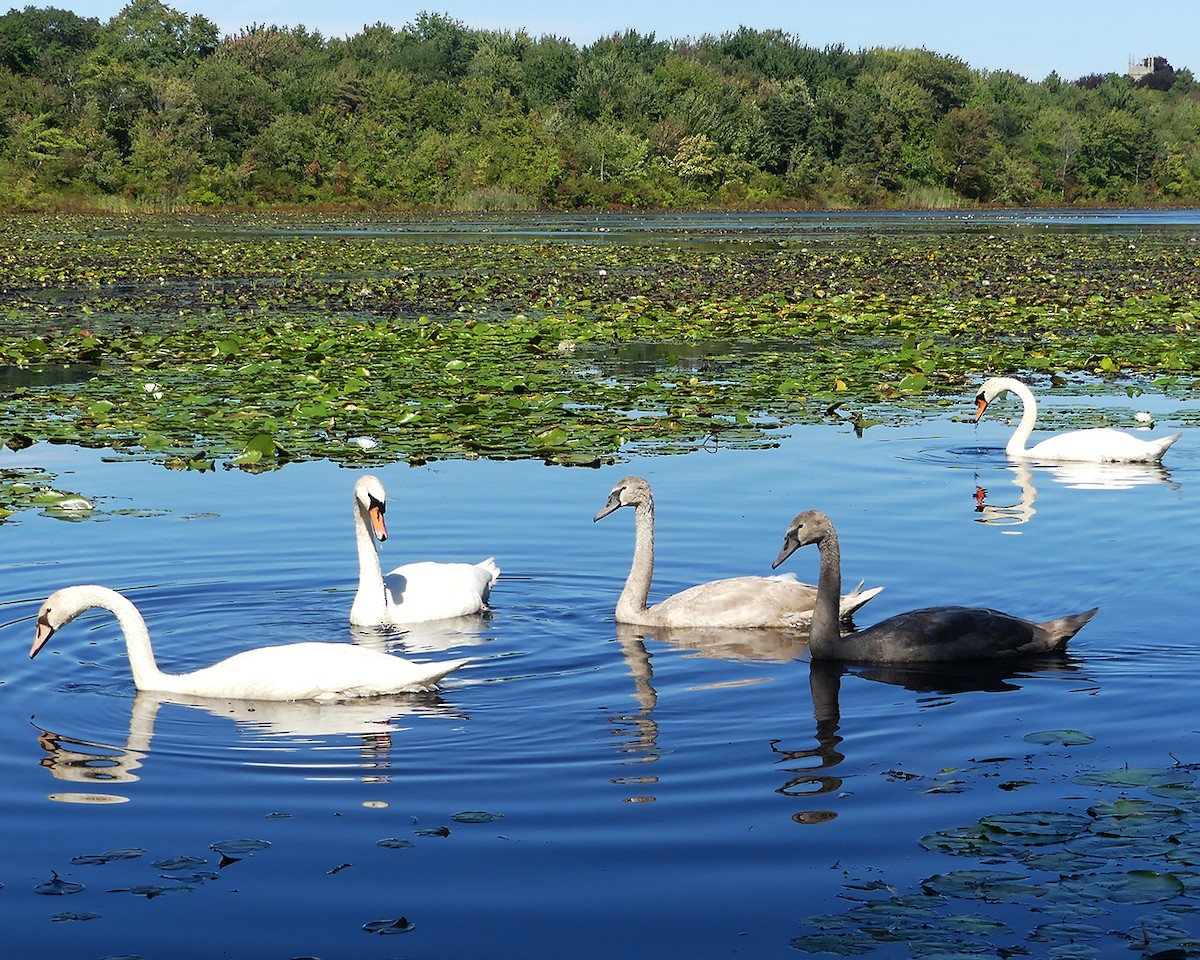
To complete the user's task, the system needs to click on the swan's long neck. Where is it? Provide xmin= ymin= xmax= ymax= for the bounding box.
xmin=998 ymin=377 xmax=1037 ymax=456
xmin=352 ymin=497 xmax=387 ymax=622
xmin=89 ymin=587 xmax=169 ymax=691
xmin=616 ymin=499 xmax=655 ymax=620
xmin=808 ymin=527 xmax=844 ymax=656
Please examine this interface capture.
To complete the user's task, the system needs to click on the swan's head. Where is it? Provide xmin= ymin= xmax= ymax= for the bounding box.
xmin=31 ymin=585 xmax=109 ymax=659
xmin=772 ymin=510 xmax=833 ymax=569
xmin=973 ymin=377 xmax=1012 ymax=422
xmin=594 ymin=475 xmax=653 ymax=522
xmin=354 ymin=474 xmax=389 ymax=543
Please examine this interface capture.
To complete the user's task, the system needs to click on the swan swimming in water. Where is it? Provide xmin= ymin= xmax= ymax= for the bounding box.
xmin=594 ymin=476 xmax=882 ymax=629
xmin=350 ymin=474 xmax=500 ymax=625
xmin=973 ymin=376 xmax=1179 ymax=463
xmin=772 ymin=510 xmax=1097 ymax=662
xmin=32 ymin=585 xmax=468 ymax=701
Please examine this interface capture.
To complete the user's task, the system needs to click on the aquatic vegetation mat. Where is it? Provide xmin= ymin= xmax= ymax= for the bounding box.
xmin=2 ymin=214 xmax=1198 ymax=472
xmin=790 ymin=760 xmax=1200 ymax=957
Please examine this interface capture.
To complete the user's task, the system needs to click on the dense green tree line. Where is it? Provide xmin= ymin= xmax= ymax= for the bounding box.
xmin=1 ymin=0 xmax=1198 ymax=210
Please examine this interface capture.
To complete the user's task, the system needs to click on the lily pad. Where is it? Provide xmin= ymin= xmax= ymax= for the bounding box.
xmin=451 ymin=810 xmax=504 ymax=823
xmin=209 ymin=838 xmax=270 ymax=857
xmin=71 ymin=848 xmax=145 ymax=866
xmin=376 ymin=837 xmax=415 ymax=849
xmin=1051 ymin=870 xmax=1186 ymax=904
xmin=1023 ymin=729 xmax=1095 ymax=746
xmin=35 ymin=871 xmax=84 ymax=895
xmin=362 ymin=917 xmax=415 ymax=935
xmin=153 ymin=855 xmax=207 ymax=871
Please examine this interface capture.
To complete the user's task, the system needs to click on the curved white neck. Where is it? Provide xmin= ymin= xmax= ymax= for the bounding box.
xmin=351 ymin=497 xmax=387 ymax=622
xmin=82 ymin=587 xmax=169 ymax=690
xmin=995 ymin=377 xmax=1038 ymax=456
xmin=617 ymin=500 xmax=655 ymax=620
xmin=808 ymin=529 xmax=844 ymax=656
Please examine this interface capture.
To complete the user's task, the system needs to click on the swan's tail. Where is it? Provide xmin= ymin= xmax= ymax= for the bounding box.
xmin=407 ymin=657 xmax=470 ymax=692
xmin=1037 ymin=606 xmax=1099 ymax=651
xmin=838 ymin=581 xmax=884 ymax=620
xmin=1152 ymin=433 xmax=1182 ymax=462
xmin=477 ymin=557 xmax=501 ymax=585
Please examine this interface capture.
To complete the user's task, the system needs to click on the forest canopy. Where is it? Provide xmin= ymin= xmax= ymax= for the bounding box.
xmin=1 ymin=0 xmax=1198 ymax=211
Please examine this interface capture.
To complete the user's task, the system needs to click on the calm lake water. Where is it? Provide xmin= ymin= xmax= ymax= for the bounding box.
xmin=6 ymin=209 xmax=1200 ymax=958
xmin=2 ymin=397 xmax=1199 ymax=958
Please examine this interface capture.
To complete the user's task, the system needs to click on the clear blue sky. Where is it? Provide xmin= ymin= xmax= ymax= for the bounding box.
xmin=61 ymin=0 xmax=1197 ymax=83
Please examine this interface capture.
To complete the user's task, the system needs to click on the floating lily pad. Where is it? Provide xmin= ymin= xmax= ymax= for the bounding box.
xmin=71 ymin=848 xmax=145 ymax=866
xmin=376 ymin=838 xmax=415 ymax=849
xmin=919 ymin=869 xmax=1037 ymax=900
xmin=209 ymin=839 xmax=270 ymax=856
xmin=362 ymin=917 xmax=415 ymax=935
xmin=1051 ymin=870 xmax=1186 ymax=904
xmin=50 ymin=912 xmax=101 ymax=922
xmin=35 ymin=871 xmax=84 ymax=895
xmin=1074 ymin=767 xmax=1194 ymax=789
xmin=1023 ymin=729 xmax=1095 ymax=746
xmin=153 ymin=855 xmax=207 ymax=871
xmin=107 ymin=884 xmax=192 ymax=899
xmin=451 ymin=810 xmax=504 ymax=824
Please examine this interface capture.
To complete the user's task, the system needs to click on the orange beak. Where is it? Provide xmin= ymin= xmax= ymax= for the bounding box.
xmin=369 ymin=504 xmax=388 ymax=542
xmin=31 ymin=614 xmax=55 ymax=659
xmin=973 ymin=397 xmax=989 ymax=422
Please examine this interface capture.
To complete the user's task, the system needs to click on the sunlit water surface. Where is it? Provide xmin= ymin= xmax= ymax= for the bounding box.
xmin=2 ymin=402 xmax=1199 ymax=958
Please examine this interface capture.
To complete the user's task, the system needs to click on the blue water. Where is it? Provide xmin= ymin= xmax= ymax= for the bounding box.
xmin=2 ymin=392 xmax=1199 ymax=957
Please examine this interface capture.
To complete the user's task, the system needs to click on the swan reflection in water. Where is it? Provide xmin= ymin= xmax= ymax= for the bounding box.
xmin=349 ymin=613 xmax=493 ymax=656
xmin=776 ymin=656 xmax=1086 ymax=824
xmin=33 ymin=687 xmax=461 ymax=798
xmin=609 ymin=622 xmax=809 ymax=803
xmin=608 ymin=623 xmax=1084 ymax=821
xmin=973 ymin=459 xmax=1174 ymax=527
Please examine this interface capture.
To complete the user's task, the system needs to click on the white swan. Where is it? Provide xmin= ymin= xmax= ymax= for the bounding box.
xmin=32 ymin=585 xmax=468 ymax=701
xmin=973 ymin=376 xmax=1179 ymax=463
xmin=594 ymin=476 xmax=882 ymax=629
xmin=350 ymin=475 xmax=500 ymax=625
xmin=772 ymin=510 xmax=1098 ymax=662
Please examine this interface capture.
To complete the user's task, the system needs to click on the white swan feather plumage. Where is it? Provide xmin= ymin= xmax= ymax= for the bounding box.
xmin=594 ymin=476 xmax=882 ymax=629
xmin=350 ymin=474 xmax=499 ymax=625
xmin=32 ymin=585 xmax=467 ymax=701
xmin=974 ymin=376 xmax=1179 ymax=463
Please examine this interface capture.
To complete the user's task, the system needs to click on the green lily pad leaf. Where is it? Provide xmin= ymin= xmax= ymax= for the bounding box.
xmin=788 ymin=932 xmax=876 ymax=955
xmin=1027 ymin=920 xmax=1107 ymax=942
xmin=1052 ymin=870 xmax=1185 ymax=904
xmin=209 ymin=839 xmax=270 ymax=857
xmin=70 ymin=848 xmax=145 ymax=865
xmin=1066 ymin=832 xmax=1177 ymax=859
xmin=50 ymin=911 xmax=101 ymax=922
xmin=363 ymin=917 xmax=415 ymax=935
xmin=1024 ymin=729 xmax=1095 ymax=746
xmin=1074 ymin=768 xmax=1194 ymax=789
xmin=376 ymin=837 xmax=415 ymax=849
xmin=35 ymin=871 xmax=84 ymax=895
xmin=450 ymin=810 xmax=504 ymax=824
xmin=108 ymin=884 xmax=192 ymax=898
xmin=980 ymin=810 xmax=1090 ymax=846
xmin=153 ymin=855 xmax=207 ymax=871
xmin=919 ymin=869 xmax=1036 ymax=900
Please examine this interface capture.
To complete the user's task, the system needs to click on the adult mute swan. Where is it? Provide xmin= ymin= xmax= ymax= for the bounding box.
xmin=973 ymin=376 xmax=1179 ymax=463
xmin=594 ymin=476 xmax=882 ymax=629
xmin=351 ymin=475 xmax=500 ymax=625
xmin=772 ymin=510 xmax=1097 ymax=662
xmin=32 ymin=585 xmax=468 ymax=701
